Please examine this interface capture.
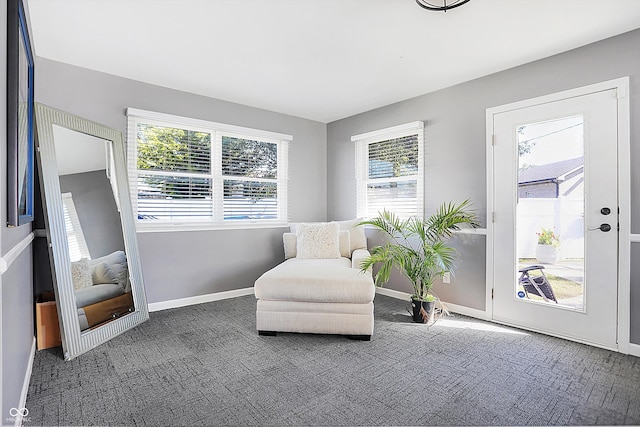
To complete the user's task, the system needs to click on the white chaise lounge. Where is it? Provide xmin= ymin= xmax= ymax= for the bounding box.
xmin=254 ymin=220 xmax=375 ymax=340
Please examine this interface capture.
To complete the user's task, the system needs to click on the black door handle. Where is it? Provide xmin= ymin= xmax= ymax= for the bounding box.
xmin=600 ymin=223 xmax=611 ymax=232
xmin=601 ymin=207 xmax=611 ymax=215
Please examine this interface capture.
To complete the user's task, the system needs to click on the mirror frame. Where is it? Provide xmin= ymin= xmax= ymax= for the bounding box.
xmin=35 ymin=103 xmax=149 ymax=360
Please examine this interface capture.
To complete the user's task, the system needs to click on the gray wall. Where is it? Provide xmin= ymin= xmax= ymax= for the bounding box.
xmin=35 ymin=58 xmax=328 ymax=304
xmin=1 ymin=252 xmax=33 ymax=419
xmin=59 ymin=170 xmax=125 ymax=259
xmin=327 ymin=29 xmax=640 ymax=342
xmin=28 ymin=27 xmax=640 ymax=348
xmin=1 ymin=5 xmax=35 ymax=420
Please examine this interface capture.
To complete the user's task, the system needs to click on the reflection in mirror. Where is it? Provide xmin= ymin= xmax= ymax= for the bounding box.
xmin=52 ymin=125 xmax=135 ymax=333
xmin=36 ymin=104 xmax=148 ymax=360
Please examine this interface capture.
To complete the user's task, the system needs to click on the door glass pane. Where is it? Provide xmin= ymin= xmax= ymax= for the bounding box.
xmin=516 ymin=115 xmax=585 ymax=312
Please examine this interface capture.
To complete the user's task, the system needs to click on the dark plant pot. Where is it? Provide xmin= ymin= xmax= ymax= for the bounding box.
xmin=411 ymin=299 xmax=435 ymax=323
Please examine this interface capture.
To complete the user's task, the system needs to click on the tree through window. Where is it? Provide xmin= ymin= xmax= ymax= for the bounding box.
xmin=353 ymin=122 xmax=424 ymax=219
xmin=127 ymin=109 xmax=290 ymax=228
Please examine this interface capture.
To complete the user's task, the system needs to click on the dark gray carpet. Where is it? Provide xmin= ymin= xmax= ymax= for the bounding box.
xmin=26 ymin=295 xmax=640 ymax=426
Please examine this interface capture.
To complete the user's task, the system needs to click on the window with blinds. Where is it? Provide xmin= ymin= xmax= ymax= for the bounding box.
xmin=222 ymin=136 xmax=278 ymax=220
xmin=126 ymin=109 xmax=291 ymax=229
xmin=135 ymin=123 xmax=213 ymax=221
xmin=62 ymin=193 xmax=90 ymax=261
xmin=353 ymin=122 xmax=424 ymax=219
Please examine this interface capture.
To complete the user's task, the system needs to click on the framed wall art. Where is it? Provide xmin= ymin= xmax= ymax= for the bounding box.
xmin=7 ymin=0 xmax=34 ymax=227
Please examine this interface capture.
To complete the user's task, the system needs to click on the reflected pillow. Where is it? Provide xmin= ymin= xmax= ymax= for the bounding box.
xmin=91 ymin=262 xmax=118 ymax=285
xmin=71 ymin=258 xmax=92 ymax=290
xmin=296 ymin=222 xmax=341 ymax=259
xmin=87 ymin=250 xmax=128 ymax=289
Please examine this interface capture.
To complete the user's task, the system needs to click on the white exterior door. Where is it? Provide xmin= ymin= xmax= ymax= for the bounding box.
xmin=490 ymin=88 xmax=620 ymax=350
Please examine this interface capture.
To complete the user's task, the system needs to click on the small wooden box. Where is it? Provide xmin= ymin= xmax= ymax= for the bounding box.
xmin=36 ymin=292 xmax=62 ymax=350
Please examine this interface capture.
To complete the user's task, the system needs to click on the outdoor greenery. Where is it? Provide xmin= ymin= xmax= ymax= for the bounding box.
xmin=221 ymin=136 xmax=277 ymax=179
xmin=368 ymin=135 xmax=418 ymax=178
xmin=517 ymin=125 xmax=537 ymax=157
xmin=517 ymin=125 xmax=537 ymax=171
xmin=359 ymin=200 xmax=479 ymax=302
xmin=136 ymin=125 xmax=278 ymax=201
xmin=532 ymin=273 xmax=582 ymax=300
xmin=517 ymin=264 xmax=582 ymax=301
xmin=222 ymin=136 xmax=277 ymax=200
xmin=137 ymin=124 xmax=211 ymax=173
xmin=137 ymin=124 xmax=211 ymax=198
xmin=537 ymin=227 xmax=560 ymax=247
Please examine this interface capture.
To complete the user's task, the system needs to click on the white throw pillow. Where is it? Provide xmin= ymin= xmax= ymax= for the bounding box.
xmin=296 ymin=222 xmax=341 ymax=259
xmin=283 ymin=233 xmax=297 ymax=259
xmin=338 ymin=230 xmax=351 ymax=258
xmin=335 ymin=218 xmax=367 ymax=252
xmin=284 ymin=230 xmax=350 ymax=259
xmin=288 ymin=223 xmax=300 ymax=233
xmin=71 ymin=258 xmax=93 ymax=290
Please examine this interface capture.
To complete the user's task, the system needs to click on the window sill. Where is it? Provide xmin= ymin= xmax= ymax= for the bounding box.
xmin=361 ymin=224 xmax=487 ymax=235
xmin=135 ymin=221 xmax=289 ymax=233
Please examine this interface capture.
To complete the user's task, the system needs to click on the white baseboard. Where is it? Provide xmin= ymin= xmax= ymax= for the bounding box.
xmin=628 ymin=343 xmax=640 ymax=358
xmin=442 ymin=302 xmax=492 ymax=321
xmin=13 ymin=337 xmax=36 ymax=427
xmin=375 ymin=287 xmax=491 ymax=320
xmin=148 ymin=287 xmax=255 ymax=312
xmin=375 ymin=287 xmax=411 ymax=301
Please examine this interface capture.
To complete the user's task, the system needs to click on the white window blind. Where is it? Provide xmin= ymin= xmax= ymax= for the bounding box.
xmin=220 ymin=134 xmax=280 ymax=220
xmin=127 ymin=109 xmax=291 ymax=230
xmin=62 ymin=193 xmax=90 ymax=261
xmin=134 ymin=122 xmax=213 ymax=221
xmin=353 ymin=122 xmax=424 ymax=219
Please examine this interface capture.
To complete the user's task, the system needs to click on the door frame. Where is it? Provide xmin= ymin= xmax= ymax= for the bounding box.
xmin=486 ymin=77 xmax=630 ymax=353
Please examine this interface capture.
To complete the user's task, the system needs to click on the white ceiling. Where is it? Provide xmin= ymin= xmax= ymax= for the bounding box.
xmin=27 ymin=0 xmax=640 ymax=123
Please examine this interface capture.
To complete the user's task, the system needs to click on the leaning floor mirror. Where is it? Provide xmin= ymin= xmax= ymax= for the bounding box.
xmin=36 ymin=103 xmax=149 ymax=360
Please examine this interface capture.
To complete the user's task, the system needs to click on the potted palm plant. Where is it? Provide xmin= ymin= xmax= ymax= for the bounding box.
xmin=359 ymin=200 xmax=480 ymax=323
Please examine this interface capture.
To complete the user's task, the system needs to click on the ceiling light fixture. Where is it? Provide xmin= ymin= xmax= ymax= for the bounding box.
xmin=415 ymin=0 xmax=472 ymax=12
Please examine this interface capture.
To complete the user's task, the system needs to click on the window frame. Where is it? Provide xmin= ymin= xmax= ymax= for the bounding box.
xmin=126 ymin=108 xmax=291 ymax=231
xmin=353 ymin=121 xmax=424 ymax=219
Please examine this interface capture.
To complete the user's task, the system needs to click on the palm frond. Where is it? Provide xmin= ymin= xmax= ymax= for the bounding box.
xmin=360 ymin=243 xmax=410 ymax=287
xmin=359 ymin=201 xmax=479 ymax=298
xmin=358 ymin=209 xmax=409 ymax=241
xmin=407 ymin=216 xmax=427 ymax=241
xmin=425 ymin=199 xmax=479 ymax=241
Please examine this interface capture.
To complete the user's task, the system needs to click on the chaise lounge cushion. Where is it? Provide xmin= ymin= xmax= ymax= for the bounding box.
xmin=75 ymin=283 xmax=126 ymax=308
xmin=255 ymin=258 xmax=375 ymax=304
